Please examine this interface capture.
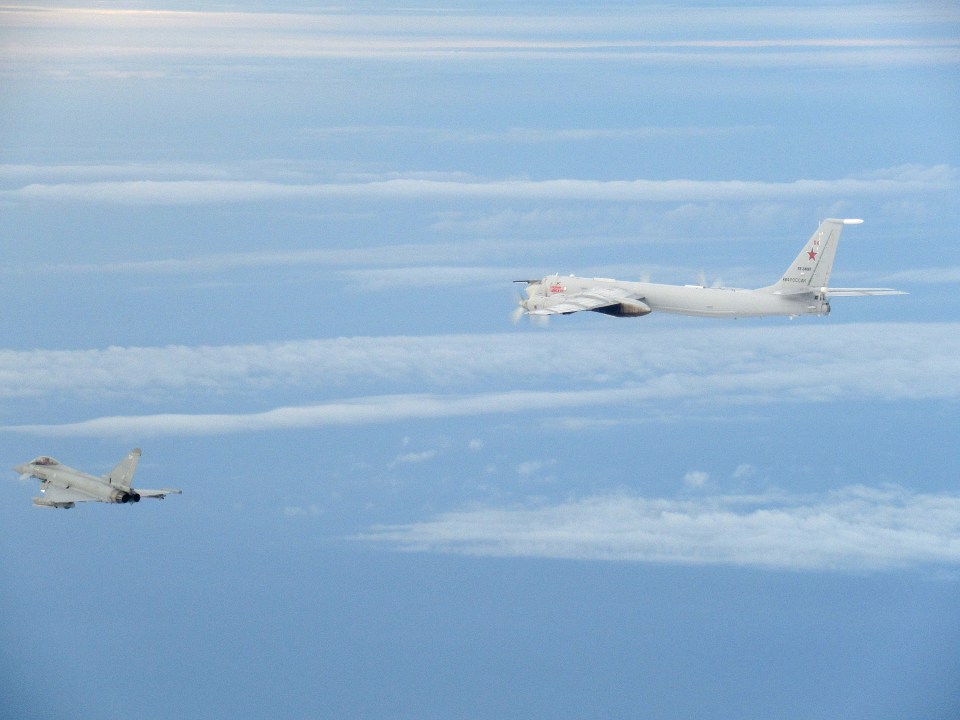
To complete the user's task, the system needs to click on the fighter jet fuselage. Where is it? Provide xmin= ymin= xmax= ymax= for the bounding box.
xmin=14 ymin=449 xmax=180 ymax=509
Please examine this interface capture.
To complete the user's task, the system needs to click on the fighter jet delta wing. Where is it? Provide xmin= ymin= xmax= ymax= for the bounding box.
xmin=34 ymin=482 xmax=99 ymax=509
xmin=514 ymin=219 xmax=905 ymax=321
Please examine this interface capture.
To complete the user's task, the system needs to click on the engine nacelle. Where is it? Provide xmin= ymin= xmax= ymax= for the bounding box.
xmin=592 ymin=300 xmax=653 ymax=318
xmin=815 ymin=289 xmax=831 ymax=316
xmin=110 ymin=490 xmax=141 ymax=503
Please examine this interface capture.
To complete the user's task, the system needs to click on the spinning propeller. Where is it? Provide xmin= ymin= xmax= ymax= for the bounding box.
xmin=511 ymin=280 xmax=548 ymax=326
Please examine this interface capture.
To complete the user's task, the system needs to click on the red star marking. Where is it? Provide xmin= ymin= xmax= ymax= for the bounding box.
xmin=807 ymin=249 xmax=818 ymax=260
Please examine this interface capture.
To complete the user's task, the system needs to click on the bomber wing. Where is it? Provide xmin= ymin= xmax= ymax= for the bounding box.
xmin=527 ymin=286 xmax=648 ymax=315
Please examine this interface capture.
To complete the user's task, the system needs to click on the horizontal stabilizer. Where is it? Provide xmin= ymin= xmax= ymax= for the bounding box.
xmin=826 ymin=288 xmax=908 ymax=296
xmin=136 ymin=488 xmax=182 ymax=500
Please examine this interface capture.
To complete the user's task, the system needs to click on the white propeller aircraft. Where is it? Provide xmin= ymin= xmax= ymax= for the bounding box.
xmin=514 ymin=219 xmax=905 ymax=321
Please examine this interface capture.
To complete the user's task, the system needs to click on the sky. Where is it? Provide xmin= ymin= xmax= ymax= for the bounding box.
xmin=1 ymin=2 xmax=959 ymax=718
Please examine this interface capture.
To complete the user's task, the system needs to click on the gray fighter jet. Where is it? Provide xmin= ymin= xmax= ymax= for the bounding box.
xmin=514 ymin=219 xmax=905 ymax=321
xmin=14 ymin=448 xmax=181 ymax=509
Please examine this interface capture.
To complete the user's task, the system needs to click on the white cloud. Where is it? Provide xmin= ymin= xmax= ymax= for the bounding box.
xmin=4 ymin=241 xmax=541 ymax=278
xmin=0 ymin=389 xmax=646 ymax=438
xmin=339 ymin=266 xmax=527 ymax=291
xmin=876 ymin=267 xmax=960 ymax=285
xmin=0 ymin=161 xmax=235 ymax=183
xmin=732 ymin=464 xmax=755 ymax=480
xmin=684 ymin=470 xmax=710 ymax=488
xmin=4 ymin=8 xmax=957 ymax=70
xmin=1 ymin=323 xmax=958 ymax=435
xmin=357 ymin=486 xmax=960 ymax=572
xmin=4 ymin=165 xmax=955 ymax=206
xmin=299 ymin=125 xmax=770 ymax=146
xmin=283 ymin=504 xmax=321 ymax=517
xmin=516 ymin=460 xmax=555 ymax=477
xmin=390 ymin=450 xmax=438 ymax=467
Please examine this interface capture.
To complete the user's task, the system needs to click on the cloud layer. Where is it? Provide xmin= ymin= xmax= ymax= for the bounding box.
xmin=5 ymin=7 xmax=958 ymax=70
xmin=2 ymin=321 xmax=957 ymax=437
xmin=358 ymin=486 xmax=960 ymax=572
xmin=4 ymin=165 xmax=956 ymax=206
xmin=0 ymin=323 xmax=955 ymax=397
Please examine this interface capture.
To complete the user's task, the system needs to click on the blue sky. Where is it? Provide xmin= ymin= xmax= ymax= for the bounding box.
xmin=1 ymin=2 xmax=959 ymax=718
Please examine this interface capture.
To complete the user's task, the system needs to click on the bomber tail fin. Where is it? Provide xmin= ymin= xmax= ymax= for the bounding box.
xmin=762 ymin=218 xmax=860 ymax=295
xmin=106 ymin=448 xmax=141 ymax=491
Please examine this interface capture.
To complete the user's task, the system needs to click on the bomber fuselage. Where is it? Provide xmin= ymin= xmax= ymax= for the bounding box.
xmin=524 ymin=275 xmax=828 ymax=319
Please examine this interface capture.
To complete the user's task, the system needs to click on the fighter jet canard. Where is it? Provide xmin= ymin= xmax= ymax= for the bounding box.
xmin=514 ymin=219 xmax=906 ymax=321
xmin=13 ymin=448 xmax=181 ymax=509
